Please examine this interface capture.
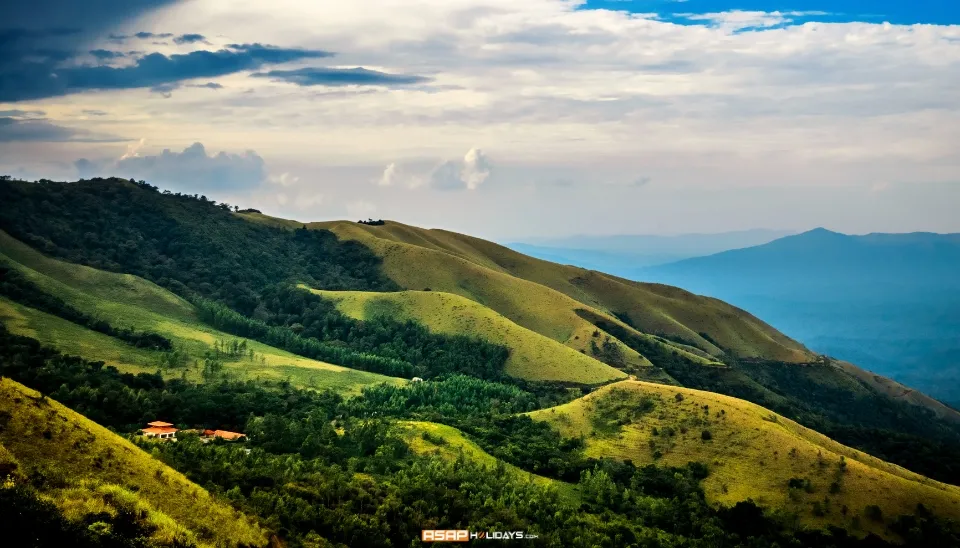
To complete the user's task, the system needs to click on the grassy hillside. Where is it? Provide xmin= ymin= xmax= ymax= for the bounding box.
xmin=531 ymin=381 xmax=960 ymax=538
xmin=309 ymin=288 xmax=629 ymax=384
xmin=0 ymin=377 xmax=267 ymax=547
xmin=302 ymin=220 xmax=722 ymax=374
xmin=399 ymin=420 xmax=579 ymax=502
xmin=0 ymin=230 xmax=403 ymax=394
xmin=310 ymin=220 xmax=810 ymax=363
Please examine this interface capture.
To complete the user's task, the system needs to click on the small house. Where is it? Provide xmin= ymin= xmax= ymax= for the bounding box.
xmin=142 ymin=421 xmax=178 ymax=441
xmin=201 ymin=429 xmax=247 ymax=442
xmin=411 ymin=377 xmax=424 ymax=383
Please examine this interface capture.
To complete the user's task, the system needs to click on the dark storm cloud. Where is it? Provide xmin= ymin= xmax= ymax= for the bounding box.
xmin=253 ymin=67 xmax=431 ymax=88
xmin=0 ymin=42 xmax=334 ymax=102
xmin=135 ymin=31 xmax=174 ymax=40
xmin=174 ymin=33 xmax=207 ymax=45
xmin=1 ymin=1 xmax=177 ymax=30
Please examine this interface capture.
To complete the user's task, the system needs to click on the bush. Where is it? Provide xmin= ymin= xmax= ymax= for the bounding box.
xmin=701 ymin=430 xmax=713 ymax=441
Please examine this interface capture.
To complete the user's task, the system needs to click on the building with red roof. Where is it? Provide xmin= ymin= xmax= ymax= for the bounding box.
xmin=142 ymin=420 xmax=178 ymax=440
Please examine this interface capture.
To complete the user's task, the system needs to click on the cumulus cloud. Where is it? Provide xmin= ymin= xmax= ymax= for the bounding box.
xmin=378 ymin=162 xmax=398 ymax=186
xmin=429 ymin=148 xmax=492 ymax=191
xmin=269 ymin=172 xmax=300 ymax=187
xmin=253 ymin=67 xmax=431 ymax=88
xmin=114 ymin=142 xmax=268 ymax=192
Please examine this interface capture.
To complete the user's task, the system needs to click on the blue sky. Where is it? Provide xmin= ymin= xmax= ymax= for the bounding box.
xmin=582 ymin=0 xmax=960 ymax=26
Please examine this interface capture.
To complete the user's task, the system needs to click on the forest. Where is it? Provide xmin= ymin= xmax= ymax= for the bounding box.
xmin=3 ymin=323 xmax=956 ymax=547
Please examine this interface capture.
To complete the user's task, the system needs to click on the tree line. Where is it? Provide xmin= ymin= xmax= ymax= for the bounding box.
xmin=0 ymin=262 xmax=172 ymax=351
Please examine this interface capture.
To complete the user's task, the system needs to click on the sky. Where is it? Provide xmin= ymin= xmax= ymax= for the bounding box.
xmin=1 ymin=0 xmax=958 ymax=240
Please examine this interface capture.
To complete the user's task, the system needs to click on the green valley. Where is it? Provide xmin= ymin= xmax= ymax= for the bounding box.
xmin=1 ymin=177 xmax=959 ymax=547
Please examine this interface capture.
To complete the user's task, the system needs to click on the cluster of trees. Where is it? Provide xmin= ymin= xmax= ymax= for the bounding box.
xmin=357 ymin=219 xmax=385 ymax=226
xmin=0 ymin=263 xmax=172 ymax=350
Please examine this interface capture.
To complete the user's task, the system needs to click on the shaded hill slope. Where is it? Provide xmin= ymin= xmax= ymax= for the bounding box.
xmin=531 ymin=380 xmax=960 ymax=539
xmin=0 ymin=377 xmax=268 ymax=547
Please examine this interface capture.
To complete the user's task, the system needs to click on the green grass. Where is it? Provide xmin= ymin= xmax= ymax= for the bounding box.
xmin=530 ymin=381 xmax=960 ymax=539
xmin=0 ymin=377 xmax=268 ymax=547
xmin=0 ymin=231 xmax=404 ymax=395
xmin=399 ymin=420 xmax=580 ymax=504
xmin=310 ymin=288 xmax=628 ymax=384
xmin=313 ymin=220 xmax=812 ymax=364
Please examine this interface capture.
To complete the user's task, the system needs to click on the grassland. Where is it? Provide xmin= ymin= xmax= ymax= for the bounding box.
xmin=0 ymin=377 xmax=268 ymax=547
xmin=530 ymin=381 xmax=960 ymax=538
xmin=399 ymin=420 xmax=579 ymax=503
xmin=310 ymin=220 xmax=811 ymax=363
xmin=0 ymin=230 xmax=403 ymax=394
xmin=305 ymin=221 xmax=719 ymax=376
xmin=309 ymin=288 xmax=628 ymax=384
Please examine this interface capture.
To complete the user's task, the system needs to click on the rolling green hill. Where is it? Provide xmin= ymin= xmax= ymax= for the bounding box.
xmin=0 ymin=377 xmax=268 ymax=547
xmin=0 ymin=229 xmax=404 ymax=394
xmin=3 ymin=178 xmax=960 ymax=544
xmin=531 ymin=381 xmax=960 ymax=539
xmin=309 ymin=288 xmax=631 ymax=384
xmin=310 ymin=220 xmax=809 ymax=363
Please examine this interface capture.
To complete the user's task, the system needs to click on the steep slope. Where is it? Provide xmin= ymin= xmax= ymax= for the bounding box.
xmin=530 ymin=381 xmax=960 ymax=539
xmin=0 ymin=230 xmax=403 ymax=394
xmin=0 ymin=377 xmax=268 ymax=547
xmin=309 ymin=220 xmax=810 ymax=363
xmin=309 ymin=288 xmax=631 ymax=384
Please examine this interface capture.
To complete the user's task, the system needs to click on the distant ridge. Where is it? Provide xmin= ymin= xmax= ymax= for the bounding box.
xmin=640 ymin=228 xmax=960 ymax=404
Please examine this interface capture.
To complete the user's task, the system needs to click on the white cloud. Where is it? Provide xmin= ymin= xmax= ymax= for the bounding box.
xmin=378 ymin=162 xmax=398 ymax=186
xmin=115 ymin=142 xmax=267 ymax=192
xmin=461 ymin=148 xmax=491 ymax=190
xmin=269 ymin=172 xmax=300 ymax=187
xmin=428 ymin=148 xmax=492 ymax=190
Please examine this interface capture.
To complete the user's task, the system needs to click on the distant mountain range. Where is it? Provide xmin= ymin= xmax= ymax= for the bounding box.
xmin=507 ymin=229 xmax=795 ymax=276
xmin=638 ymin=229 xmax=960 ymax=405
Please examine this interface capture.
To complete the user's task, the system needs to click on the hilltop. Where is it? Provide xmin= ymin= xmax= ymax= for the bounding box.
xmin=531 ymin=381 xmax=960 ymax=539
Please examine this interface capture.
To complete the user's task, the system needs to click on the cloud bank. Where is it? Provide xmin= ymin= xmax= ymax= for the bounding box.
xmin=77 ymin=142 xmax=270 ymax=192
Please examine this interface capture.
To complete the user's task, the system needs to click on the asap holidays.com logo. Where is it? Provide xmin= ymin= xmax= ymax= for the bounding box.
xmin=421 ymin=530 xmax=537 ymax=542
